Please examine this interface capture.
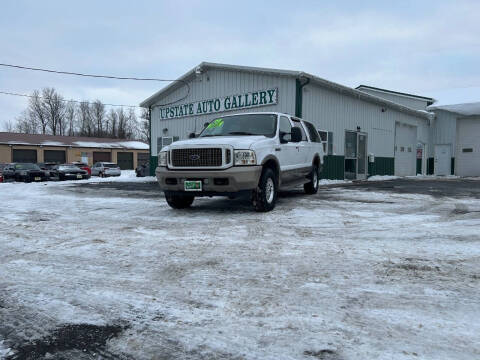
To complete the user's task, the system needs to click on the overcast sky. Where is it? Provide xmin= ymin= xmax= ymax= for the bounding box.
xmin=1 ymin=0 xmax=479 ymax=130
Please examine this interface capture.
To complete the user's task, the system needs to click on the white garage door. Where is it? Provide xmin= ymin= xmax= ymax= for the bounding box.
xmin=456 ymin=118 xmax=480 ymax=177
xmin=395 ymin=123 xmax=417 ymax=176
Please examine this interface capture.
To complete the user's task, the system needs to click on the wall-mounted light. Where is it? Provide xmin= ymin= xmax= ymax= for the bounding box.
xmin=357 ymin=126 xmax=361 ymax=132
xmin=381 ymin=108 xmax=386 ymax=112
xmin=162 ymin=128 xmax=168 ymax=134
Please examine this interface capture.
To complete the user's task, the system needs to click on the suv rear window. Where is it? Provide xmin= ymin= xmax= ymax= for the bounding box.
xmin=303 ymin=121 xmax=321 ymax=143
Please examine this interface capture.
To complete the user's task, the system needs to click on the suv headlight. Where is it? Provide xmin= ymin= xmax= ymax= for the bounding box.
xmin=158 ymin=151 xmax=168 ymax=167
xmin=234 ymin=150 xmax=256 ymax=166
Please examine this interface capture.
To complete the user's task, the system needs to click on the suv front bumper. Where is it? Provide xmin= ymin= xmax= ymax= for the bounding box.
xmin=156 ymin=166 xmax=262 ymax=193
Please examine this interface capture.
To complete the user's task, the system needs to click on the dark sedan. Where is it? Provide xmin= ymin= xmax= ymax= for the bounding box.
xmin=51 ymin=164 xmax=89 ymax=180
xmin=3 ymin=163 xmax=48 ymax=182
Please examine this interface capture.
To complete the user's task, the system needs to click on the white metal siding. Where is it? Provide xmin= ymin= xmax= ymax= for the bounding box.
xmin=429 ymin=110 xmax=457 ymax=158
xmin=456 ymin=117 xmax=480 ymax=176
xmin=302 ymin=84 xmax=428 ymax=158
xmin=150 ymin=69 xmax=296 ymax=155
xmin=357 ymin=88 xmax=430 ymax=110
xmin=395 ymin=123 xmax=417 ymax=176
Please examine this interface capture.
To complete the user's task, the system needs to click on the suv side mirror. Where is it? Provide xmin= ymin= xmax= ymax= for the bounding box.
xmin=291 ymin=127 xmax=302 ymax=143
xmin=188 ymin=132 xmax=196 ymax=139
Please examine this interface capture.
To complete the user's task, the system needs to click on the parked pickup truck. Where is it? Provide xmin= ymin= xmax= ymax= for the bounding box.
xmin=156 ymin=112 xmax=324 ymax=212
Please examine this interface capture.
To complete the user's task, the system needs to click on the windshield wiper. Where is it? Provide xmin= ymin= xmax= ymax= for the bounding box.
xmin=227 ymin=131 xmax=255 ymax=135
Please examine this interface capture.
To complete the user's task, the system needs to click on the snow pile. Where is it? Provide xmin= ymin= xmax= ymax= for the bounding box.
xmin=0 ymin=340 xmax=12 ymax=358
xmin=318 ymin=179 xmax=350 ymax=186
xmin=368 ymin=175 xmax=399 ymax=181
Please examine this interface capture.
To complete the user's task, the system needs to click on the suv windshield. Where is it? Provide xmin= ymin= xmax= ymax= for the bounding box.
xmin=199 ymin=114 xmax=277 ymax=138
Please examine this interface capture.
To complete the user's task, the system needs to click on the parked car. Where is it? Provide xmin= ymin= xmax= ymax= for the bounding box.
xmin=2 ymin=163 xmax=48 ymax=182
xmin=71 ymin=162 xmax=92 ymax=176
xmin=37 ymin=162 xmax=58 ymax=179
xmin=0 ymin=163 xmax=8 ymax=182
xmin=135 ymin=162 xmax=150 ymax=177
xmin=156 ymin=112 xmax=324 ymax=212
xmin=50 ymin=164 xmax=89 ymax=181
xmin=91 ymin=162 xmax=121 ymax=177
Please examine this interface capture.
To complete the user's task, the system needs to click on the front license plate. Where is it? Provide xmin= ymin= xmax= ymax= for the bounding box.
xmin=77 ymin=174 xmax=82 ymax=179
xmin=184 ymin=180 xmax=202 ymax=191
xmin=34 ymin=177 xmax=41 ymax=181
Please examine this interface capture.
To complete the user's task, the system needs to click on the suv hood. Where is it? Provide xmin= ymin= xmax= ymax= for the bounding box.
xmin=165 ymin=136 xmax=267 ymax=150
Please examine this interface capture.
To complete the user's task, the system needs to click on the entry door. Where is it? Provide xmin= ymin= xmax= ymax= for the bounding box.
xmin=394 ymin=123 xmax=417 ymax=176
xmin=344 ymin=131 xmax=367 ymax=180
xmin=357 ymin=133 xmax=367 ymax=180
xmin=434 ymin=144 xmax=451 ymax=176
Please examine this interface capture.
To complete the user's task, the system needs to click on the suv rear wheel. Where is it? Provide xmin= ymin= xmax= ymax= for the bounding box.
xmin=252 ymin=167 xmax=277 ymax=212
xmin=165 ymin=191 xmax=195 ymax=209
xmin=304 ymin=164 xmax=320 ymax=194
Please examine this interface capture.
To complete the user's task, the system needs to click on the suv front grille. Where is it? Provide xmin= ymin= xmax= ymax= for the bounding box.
xmin=171 ymin=148 xmax=223 ymax=167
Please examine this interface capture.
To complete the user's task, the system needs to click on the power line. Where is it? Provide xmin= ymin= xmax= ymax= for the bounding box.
xmin=0 ymin=90 xmax=140 ymax=109
xmin=0 ymin=62 xmax=190 ymax=106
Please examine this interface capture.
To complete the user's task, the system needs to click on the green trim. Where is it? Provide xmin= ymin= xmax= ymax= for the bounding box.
xmin=320 ymin=155 xmax=344 ymax=179
xmin=416 ymin=158 xmax=422 ymax=175
xmin=451 ymin=158 xmax=455 ymax=175
xmin=150 ymin=155 xmax=157 ymax=177
xmin=427 ymin=158 xmax=434 ymax=175
xmin=369 ymin=157 xmax=394 ymax=176
xmin=295 ymin=78 xmax=309 ymax=117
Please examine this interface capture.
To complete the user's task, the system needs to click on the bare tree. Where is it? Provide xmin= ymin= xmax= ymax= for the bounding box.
xmin=91 ymin=100 xmax=105 ymax=137
xmin=78 ymin=101 xmax=93 ymax=136
xmin=139 ymin=108 xmax=150 ymax=143
xmin=106 ymin=109 xmax=117 ymax=138
xmin=42 ymin=88 xmax=66 ymax=135
xmin=65 ymin=101 xmax=76 ymax=136
xmin=3 ymin=119 xmax=16 ymax=132
xmin=29 ymin=90 xmax=48 ymax=134
xmin=15 ymin=110 xmax=38 ymax=134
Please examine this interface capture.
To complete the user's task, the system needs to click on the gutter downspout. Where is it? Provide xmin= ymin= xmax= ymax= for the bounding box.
xmin=148 ymin=105 xmax=154 ymax=176
xmin=295 ymin=77 xmax=310 ymax=118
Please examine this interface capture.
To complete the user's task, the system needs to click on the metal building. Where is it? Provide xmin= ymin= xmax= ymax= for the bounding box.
xmin=357 ymin=85 xmax=480 ymax=177
xmin=141 ymin=62 xmax=432 ymax=179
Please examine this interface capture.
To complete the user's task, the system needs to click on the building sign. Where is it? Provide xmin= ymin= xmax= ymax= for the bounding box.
xmin=158 ymin=88 xmax=278 ymax=120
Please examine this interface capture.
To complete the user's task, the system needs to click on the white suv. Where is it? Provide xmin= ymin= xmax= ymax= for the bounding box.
xmin=156 ymin=112 xmax=324 ymax=211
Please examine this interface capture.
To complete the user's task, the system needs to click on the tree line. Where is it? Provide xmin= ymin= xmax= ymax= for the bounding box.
xmin=6 ymin=87 xmax=149 ymax=142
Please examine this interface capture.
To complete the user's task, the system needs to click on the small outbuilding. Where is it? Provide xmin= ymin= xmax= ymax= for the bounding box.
xmin=0 ymin=133 xmax=149 ymax=170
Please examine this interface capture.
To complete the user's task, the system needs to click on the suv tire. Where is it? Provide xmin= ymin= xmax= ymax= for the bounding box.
xmin=304 ymin=164 xmax=320 ymax=194
xmin=165 ymin=192 xmax=195 ymax=209
xmin=252 ymin=167 xmax=277 ymax=212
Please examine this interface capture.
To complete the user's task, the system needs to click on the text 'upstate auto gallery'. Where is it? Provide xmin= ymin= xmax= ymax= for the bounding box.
xmin=141 ymin=62 xmax=435 ymax=180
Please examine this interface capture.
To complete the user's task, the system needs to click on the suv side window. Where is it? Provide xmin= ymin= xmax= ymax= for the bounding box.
xmin=303 ymin=121 xmax=321 ymax=143
xmin=279 ymin=116 xmax=292 ymax=142
xmin=291 ymin=119 xmax=307 ymax=141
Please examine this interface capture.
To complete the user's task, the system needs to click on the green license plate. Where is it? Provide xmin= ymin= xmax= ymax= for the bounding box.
xmin=184 ymin=180 xmax=202 ymax=191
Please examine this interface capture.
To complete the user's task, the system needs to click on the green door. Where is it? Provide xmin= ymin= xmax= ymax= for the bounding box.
xmin=117 ymin=152 xmax=133 ymax=170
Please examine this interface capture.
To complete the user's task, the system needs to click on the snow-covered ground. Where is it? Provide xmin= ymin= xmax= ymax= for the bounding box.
xmin=1 ymin=176 xmax=480 ymax=359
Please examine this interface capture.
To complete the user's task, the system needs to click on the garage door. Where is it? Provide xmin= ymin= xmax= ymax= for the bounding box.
xmin=456 ymin=118 xmax=480 ymax=176
xmin=44 ymin=150 xmax=66 ymax=164
xmin=117 ymin=152 xmax=133 ymax=170
xmin=93 ymin=152 xmax=111 ymax=163
xmin=394 ymin=123 xmax=417 ymax=176
xmin=12 ymin=149 xmax=37 ymax=163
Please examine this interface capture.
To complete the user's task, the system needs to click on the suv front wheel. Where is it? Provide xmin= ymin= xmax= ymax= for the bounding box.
xmin=165 ymin=191 xmax=195 ymax=209
xmin=252 ymin=167 xmax=277 ymax=212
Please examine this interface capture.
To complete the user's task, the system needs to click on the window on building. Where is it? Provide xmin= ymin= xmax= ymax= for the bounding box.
xmin=318 ymin=130 xmax=334 ymax=155
xmin=462 ymin=148 xmax=473 ymax=153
